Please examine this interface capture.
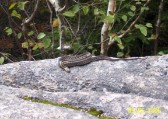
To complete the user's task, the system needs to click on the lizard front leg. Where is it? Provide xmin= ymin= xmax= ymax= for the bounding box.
xmin=58 ymin=60 xmax=71 ymax=73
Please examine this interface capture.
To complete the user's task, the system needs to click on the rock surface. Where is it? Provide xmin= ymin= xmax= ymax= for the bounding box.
xmin=0 ymin=85 xmax=98 ymax=119
xmin=0 ymin=85 xmax=168 ymax=119
xmin=0 ymin=54 xmax=168 ymax=118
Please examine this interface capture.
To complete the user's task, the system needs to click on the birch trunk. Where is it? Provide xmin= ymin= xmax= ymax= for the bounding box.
xmin=49 ymin=0 xmax=68 ymax=55
xmin=101 ymin=0 xmax=116 ymax=55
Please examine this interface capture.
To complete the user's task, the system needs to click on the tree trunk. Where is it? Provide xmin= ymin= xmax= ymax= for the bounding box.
xmin=49 ymin=0 xmax=69 ymax=55
xmin=100 ymin=0 xmax=116 ymax=55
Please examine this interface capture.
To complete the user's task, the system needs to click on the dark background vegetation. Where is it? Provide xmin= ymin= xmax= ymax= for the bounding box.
xmin=0 ymin=0 xmax=168 ymax=64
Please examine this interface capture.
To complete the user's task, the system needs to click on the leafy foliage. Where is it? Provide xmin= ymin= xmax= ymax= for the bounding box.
xmin=0 ymin=0 xmax=168 ymax=64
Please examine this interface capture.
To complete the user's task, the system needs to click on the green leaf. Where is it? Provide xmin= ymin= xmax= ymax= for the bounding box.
xmin=82 ymin=6 xmax=89 ymax=15
xmin=99 ymin=10 xmax=105 ymax=15
xmin=135 ymin=24 xmax=140 ymax=29
xmin=28 ymin=31 xmax=34 ymax=36
xmin=130 ymin=5 xmax=136 ymax=11
xmin=114 ymin=36 xmax=122 ymax=44
xmin=37 ymin=32 xmax=46 ymax=40
xmin=149 ymin=34 xmax=158 ymax=40
xmin=72 ymin=5 xmax=80 ymax=14
xmin=158 ymin=51 xmax=165 ymax=55
xmin=22 ymin=42 xmax=28 ymax=48
xmin=63 ymin=11 xmax=75 ymax=17
xmin=117 ymin=43 xmax=124 ymax=50
xmin=11 ymin=10 xmax=21 ymax=19
xmin=17 ymin=32 xmax=22 ymax=39
xmin=22 ymin=40 xmax=35 ymax=48
xmin=88 ymin=45 xmax=93 ymax=50
xmin=32 ymin=44 xmax=39 ymax=50
xmin=117 ymin=52 xmax=124 ymax=57
xmin=136 ymin=2 xmax=142 ymax=5
xmin=146 ymin=23 xmax=152 ymax=28
xmin=103 ymin=15 xmax=114 ymax=24
xmin=17 ymin=1 xmax=29 ymax=11
xmin=9 ymin=3 xmax=17 ymax=10
xmin=43 ymin=38 xmax=51 ymax=48
xmin=128 ymin=11 xmax=134 ymax=17
xmin=92 ymin=49 xmax=97 ymax=55
xmin=139 ymin=26 xmax=147 ymax=36
xmin=122 ymin=15 xmax=127 ymax=22
xmin=141 ymin=6 xmax=149 ymax=12
xmin=94 ymin=8 xmax=99 ymax=15
xmin=135 ymin=24 xmax=148 ymax=36
xmin=0 ymin=57 xmax=5 ymax=64
xmin=4 ymin=27 xmax=13 ymax=35
xmin=38 ymin=42 xmax=45 ymax=49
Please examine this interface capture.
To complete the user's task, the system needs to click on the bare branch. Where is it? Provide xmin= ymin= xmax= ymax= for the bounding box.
xmin=76 ymin=0 xmax=81 ymax=34
xmin=58 ymin=0 xmax=68 ymax=13
xmin=46 ymin=0 xmax=55 ymax=51
xmin=0 ymin=52 xmax=14 ymax=63
xmin=118 ymin=0 xmax=152 ymax=38
xmin=21 ymin=0 xmax=40 ymax=60
xmin=108 ymin=0 xmax=152 ymax=47
xmin=24 ymin=0 xmax=40 ymax=24
xmin=154 ymin=0 xmax=164 ymax=54
xmin=49 ymin=0 xmax=70 ymax=55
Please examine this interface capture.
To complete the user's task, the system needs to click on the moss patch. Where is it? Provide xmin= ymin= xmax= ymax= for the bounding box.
xmin=23 ymin=96 xmax=80 ymax=110
xmin=22 ymin=96 xmax=117 ymax=119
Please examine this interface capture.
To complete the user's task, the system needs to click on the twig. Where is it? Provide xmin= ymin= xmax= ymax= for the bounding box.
xmin=76 ymin=0 xmax=81 ymax=34
xmin=24 ymin=0 xmax=40 ymax=24
xmin=118 ymin=0 xmax=152 ymax=39
xmin=21 ymin=0 xmax=40 ymax=60
xmin=0 ymin=52 xmax=14 ymax=63
xmin=46 ymin=0 xmax=55 ymax=51
xmin=108 ymin=0 xmax=152 ymax=47
xmin=57 ymin=0 xmax=68 ymax=13
xmin=64 ymin=17 xmax=75 ymax=36
xmin=154 ymin=0 xmax=164 ymax=54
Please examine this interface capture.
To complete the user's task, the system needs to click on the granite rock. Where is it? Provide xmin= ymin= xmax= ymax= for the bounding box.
xmin=0 ymin=54 xmax=168 ymax=118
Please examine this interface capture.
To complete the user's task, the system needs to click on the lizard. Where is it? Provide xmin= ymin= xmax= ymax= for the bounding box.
xmin=58 ymin=52 xmax=144 ymax=73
